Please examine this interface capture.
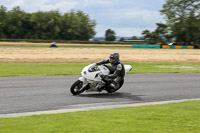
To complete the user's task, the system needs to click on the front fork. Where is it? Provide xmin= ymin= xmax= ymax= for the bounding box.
xmin=79 ymin=77 xmax=88 ymax=89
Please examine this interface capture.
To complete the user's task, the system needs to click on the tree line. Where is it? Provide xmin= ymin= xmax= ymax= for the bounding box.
xmin=105 ymin=0 xmax=200 ymax=45
xmin=1 ymin=0 xmax=200 ymax=44
xmin=0 ymin=6 xmax=96 ymax=40
xmin=142 ymin=0 xmax=200 ymax=45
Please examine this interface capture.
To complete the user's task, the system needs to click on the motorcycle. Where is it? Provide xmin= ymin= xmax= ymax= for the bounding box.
xmin=70 ymin=63 xmax=132 ymax=95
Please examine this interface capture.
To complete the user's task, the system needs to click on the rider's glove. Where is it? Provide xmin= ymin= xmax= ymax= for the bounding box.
xmin=91 ymin=63 xmax=97 ymax=68
xmin=92 ymin=63 xmax=97 ymax=66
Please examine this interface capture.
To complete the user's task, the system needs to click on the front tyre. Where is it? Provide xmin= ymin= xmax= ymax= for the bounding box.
xmin=70 ymin=80 xmax=85 ymax=95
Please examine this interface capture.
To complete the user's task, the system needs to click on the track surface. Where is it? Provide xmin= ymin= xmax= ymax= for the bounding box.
xmin=0 ymin=73 xmax=200 ymax=114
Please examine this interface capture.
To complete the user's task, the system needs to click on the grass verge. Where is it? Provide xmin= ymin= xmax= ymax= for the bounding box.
xmin=0 ymin=62 xmax=200 ymax=77
xmin=0 ymin=100 xmax=200 ymax=133
xmin=0 ymin=45 xmax=132 ymax=49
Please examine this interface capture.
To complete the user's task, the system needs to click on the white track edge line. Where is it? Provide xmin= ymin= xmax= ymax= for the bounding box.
xmin=1 ymin=98 xmax=200 ymax=118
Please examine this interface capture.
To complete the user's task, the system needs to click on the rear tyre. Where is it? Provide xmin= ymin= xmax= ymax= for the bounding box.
xmin=70 ymin=80 xmax=85 ymax=95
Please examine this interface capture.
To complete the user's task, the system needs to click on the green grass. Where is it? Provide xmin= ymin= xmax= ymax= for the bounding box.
xmin=0 ymin=63 xmax=87 ymax=77
xmin=0 ymin=100 xmax=200 ymax=133
xmin=0 ymin=45 xmax=132 ymax=49
xmin=0 ymin=62 xmax=200 ymax=77
xmin=129 ymin=62 xmax=200 ymax=73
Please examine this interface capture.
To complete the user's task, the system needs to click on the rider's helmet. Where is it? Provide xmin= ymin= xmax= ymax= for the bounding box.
xmin=109 ymin=52 xmax=120 ymax=64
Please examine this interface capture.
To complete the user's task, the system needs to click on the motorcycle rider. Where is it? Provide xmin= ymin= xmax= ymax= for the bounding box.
xmin=94 ymin=52 xmax=125 ymax=92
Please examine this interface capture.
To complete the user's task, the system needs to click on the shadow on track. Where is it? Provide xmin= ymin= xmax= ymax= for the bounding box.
xmin=78 ymin=92 xmax=144 ymax=101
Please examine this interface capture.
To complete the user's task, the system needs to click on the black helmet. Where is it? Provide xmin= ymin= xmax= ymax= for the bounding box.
xmin=109 ymin=52 xmax=119 ymax=64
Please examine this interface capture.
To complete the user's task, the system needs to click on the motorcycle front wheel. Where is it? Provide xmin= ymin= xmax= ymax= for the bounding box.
xmin=70 ymin=80 xmax=85 ymax=95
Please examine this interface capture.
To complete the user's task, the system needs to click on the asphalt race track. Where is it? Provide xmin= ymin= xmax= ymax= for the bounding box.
xmin=0 ymin=73 xmax=200 ymax=114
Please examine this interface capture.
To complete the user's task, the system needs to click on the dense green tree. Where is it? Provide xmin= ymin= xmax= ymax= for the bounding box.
xmin=0 ymin=6 xmax=96 ymax=40
xmin=5 ymin=6 xmax=31 ymax=39
xmin=154 ymin=23 xmax=171 ymax=43
xmin=160 ymin=0 xmax=200 ymax=43
xmin=142 ymin=29 xmax=158 ymax=44
xmin=60 ymin=11 xmax=96 ymax=40
xmin=119 ymin=37 xmax=124 ymax=41
xmin=30 ymin=10 xmax=62 ymax=39
xmin=0 ymin=6 xmax=7 ymax=38
xmin=142 ymin=23 xmax=170 ymax=44
xmin=76 ymin=11 xmax=96 ymax=40
xmin=131 ymin=36 xmax=138 ymax=40
xmin=105 ymin=29 xmax=116 ymax=41
xmin=142 ymin=0 xmax=200 ymax=44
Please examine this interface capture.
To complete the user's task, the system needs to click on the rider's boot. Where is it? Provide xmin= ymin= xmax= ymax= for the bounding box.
xmin=109 ymin=83 xmax=116 ymax=92
xmin=108 ymin=81 xmax=120 ymax=93
xmin=95 ymin=81 xmax=106 ymax=91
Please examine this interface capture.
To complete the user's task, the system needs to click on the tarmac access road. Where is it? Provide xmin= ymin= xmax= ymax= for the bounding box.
xmin=0 ymin=73 xmax=200 ymax=114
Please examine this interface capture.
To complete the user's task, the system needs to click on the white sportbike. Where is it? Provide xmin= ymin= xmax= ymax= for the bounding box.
xmin=70 ymin=63 xmax=132 ymax=95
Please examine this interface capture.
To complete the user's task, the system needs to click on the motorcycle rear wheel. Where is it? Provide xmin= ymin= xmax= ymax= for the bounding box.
xmin=70 ymin=80 xmax=85 ymax=95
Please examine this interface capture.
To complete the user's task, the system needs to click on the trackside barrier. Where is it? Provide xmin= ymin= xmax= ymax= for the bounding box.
xmin=162 ymin=45 xmax=170 ymax=49
xmin=188 ymin=46 xmax=195 ymax=49
xmin=132 ymin=44 xmax=195 ymax=49
xmin=132 ymin=44 xmax=161 ymax=49
xmin=161 ymin=45 xmax=194 ymax=49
